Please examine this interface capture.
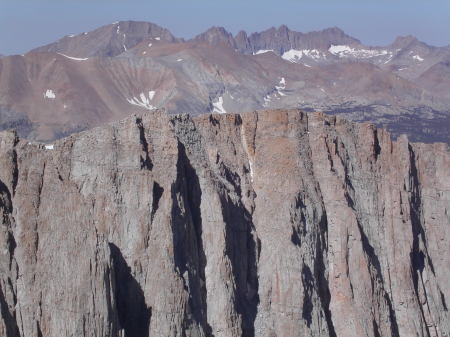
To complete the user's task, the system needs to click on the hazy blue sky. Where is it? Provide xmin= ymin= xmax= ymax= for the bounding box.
xmin=1 ymin=0 xmax=449 ymax=55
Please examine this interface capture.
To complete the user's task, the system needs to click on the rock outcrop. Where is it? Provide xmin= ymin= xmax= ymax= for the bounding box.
xmin=0 ymin=109 xmax=448 ymax=337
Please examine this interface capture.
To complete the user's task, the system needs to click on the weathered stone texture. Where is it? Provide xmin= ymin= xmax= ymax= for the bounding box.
xmin=0 ymin=109 xmax=448 ymax=337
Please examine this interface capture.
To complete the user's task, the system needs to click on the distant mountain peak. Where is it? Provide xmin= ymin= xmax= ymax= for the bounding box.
xmin=30 ymin=20 xmax=180 ymax=57
xmin=391 ymin=35 xmax=420 ymax=48
xmin=193 ymin=26 xmax=236 ymax=48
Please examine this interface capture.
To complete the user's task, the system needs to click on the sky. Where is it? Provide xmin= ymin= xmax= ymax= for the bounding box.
xmin=1 ymin=0 xmax=449 ymax=55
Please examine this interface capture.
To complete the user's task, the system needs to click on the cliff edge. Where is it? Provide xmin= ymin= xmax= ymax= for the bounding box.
xmin=0 ymin=109 xmax=449 ymax=337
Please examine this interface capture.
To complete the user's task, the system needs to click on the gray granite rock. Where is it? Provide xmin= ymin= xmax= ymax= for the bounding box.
xmin=0 ymin=109 xmax=448 ymax=337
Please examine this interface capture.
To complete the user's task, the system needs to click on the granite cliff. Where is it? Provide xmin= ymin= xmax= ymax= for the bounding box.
xmin=0 ymin=109 xmax=449 ymax=337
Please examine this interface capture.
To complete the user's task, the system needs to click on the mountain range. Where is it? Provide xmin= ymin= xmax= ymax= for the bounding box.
xmin=1 ymin=21 xmax=449 ymax=142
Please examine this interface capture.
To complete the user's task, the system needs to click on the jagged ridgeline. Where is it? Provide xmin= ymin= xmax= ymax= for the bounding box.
xmin=0 ymin=109 xmax=449 ymax=337
xmin=1 ymin=21 xmax=450 ymax=143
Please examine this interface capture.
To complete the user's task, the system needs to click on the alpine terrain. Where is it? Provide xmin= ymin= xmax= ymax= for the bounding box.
xmin=0 ymin=21 xmax=449 ymax=143
xmin=0 ymin=109 xmax=449 ymax=337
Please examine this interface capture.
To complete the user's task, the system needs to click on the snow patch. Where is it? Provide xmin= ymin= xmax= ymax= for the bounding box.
xmin=329 ymin=45 xmax=391 ymax=59
xmin=177 ymin=58 xmax=183 ymax=62
xmin=148 ymin=43 xmax=152 ymax=48
xmin=413 ymin=55 xmax=424 ymax=62
xmin=45 ymin=144 xmax=54 ymax=150
xmin=68 ymin=34 xmax=75 ymax=38
xmin=44 ymin=90 xmax=56 ymax=99
xmin=116 ymin=25 xmax=120 ymax=34
xmin=127 ymin=91 xmax=156 ymax=110
xmin=212 ymin=96 xmax=227 ymax=114
xmin=57 ymin=53 xmax=88 ymax=61
xmin=254 ymin=49 xmax=274 ymax=55
xmin=275 ymin=77 xmax=287 ymax=96
xmin=282 ymin=49 xmax=325 ymax=62
xmin=155 ymin=37 xmax=161 ymax=41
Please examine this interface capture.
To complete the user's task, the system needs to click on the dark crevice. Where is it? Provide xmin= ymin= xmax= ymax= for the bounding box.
xmin=0 ymin=179 xmax=17 ymax=273
xmin=373 ymin=129 xmax=381 ymax=160
xmin=109 ymin=243 xmax=151 ymax=337
xmin=220 ymin=191 xmax=259 ymax=337
xmin=36 ymin=320 xmax=43 ymax=337
xmin=385 ymin=294 xmax=400 ymax=337
xmin=301 ymin=265 xmax=314 ymax=327
xmin=136 ymin=118 xmax=153 ymax=170
xmin=408 ymin=144 xmax=432 ymax=337
xmin=439 ymin=290 xmax=448 ymax=311
xmin=291 ymin=226 xmax=301 ymax=246
xmin=172 ymin=141 xmax=214 ymax=337
xmin=151 ymin=182 xmax=164 ymax=222
xmin=345 ymin=189 xmax=400 ymax=337
xmin=0 ymin=180 xmax=13 ymax=214
xmin=315 ymin=211 xmax=337 ymax=337
xmin=373 ymin=319 xmax=381 ymax=337
xmin=7 ymin=232 xmax=16 ymax=271
xmin=0 ymin=283 xmax=20 ymax=337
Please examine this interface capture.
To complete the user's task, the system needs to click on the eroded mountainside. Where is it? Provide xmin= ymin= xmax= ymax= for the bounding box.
xmin=1 ymin=21 xmax=450 ymax=143
xmin=0 ymin=109 xmax=449 ymax=337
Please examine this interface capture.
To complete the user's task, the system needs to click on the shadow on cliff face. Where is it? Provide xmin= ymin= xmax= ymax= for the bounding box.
xmin=171 ymin=140 xmax=214 ymax=336
xmin=220 ymin=193 xmax=260 ymax=337
xmin=109 ymin=243 xmax=151 ymax=337
xmin=0 ymin=283 xmax=20 ymax=337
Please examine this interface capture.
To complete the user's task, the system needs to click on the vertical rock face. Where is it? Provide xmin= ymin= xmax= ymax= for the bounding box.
xmin=0 ymin=109 xmax=448 ymax=337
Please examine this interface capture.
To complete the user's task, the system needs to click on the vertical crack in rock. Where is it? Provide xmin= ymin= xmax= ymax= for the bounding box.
xmin=136 ymin=118 xmax=153 ymax=170
xmin=109 ymin=243 xmax=151 ymax=337
xmin=150 ymin=182 xmax=163 ymax=223
xmin=373 ymin=129 xmax=381 ymax=161
xmin=172 ymin=140 xmax=213 ymax=336
xmin=0 ymin=282 xmax=20 ymax=337
xmin=315 ymin=212 xmax=337 ymax=337
xmin=301 ymin=265 xmax=314 ymax=327
xmin=408 ymin=144 xmax=435 ymax=337
xmin=220 ymin=192 xmax=259 ymax=337
xmin=345 ymin=184 xmax=400 ymax=337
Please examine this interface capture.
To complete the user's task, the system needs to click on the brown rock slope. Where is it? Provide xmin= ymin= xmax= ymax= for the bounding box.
xmin=0 ymin=109 xmax=449 ymax=337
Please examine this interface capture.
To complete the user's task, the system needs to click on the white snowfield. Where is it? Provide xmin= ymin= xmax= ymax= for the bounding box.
xmin=329 ymin=45 xmax=391 ymax=59
xmin=263 ymin=95 xmax=271 ymax=107
xmin=127 ymin=91 xmax=156 ymax=110
xmin=275 ymin=77 xmax=287 ymax=96
xmin=264 ymin=77 xmax=287 ymax=106
xmin=254 ymin=49 xmax=274 ymax=55
xmin=57 ymin=53 xmax=88 ymax=61
xmin=44 ymin=90 xmax=56 ymax=99
xmin=45 ymin=144 xmax=54 ymax=150
xmin=413 ymin=55 xmax=424 ymax=62
xmin=212 ymin=96 xmax=227 ymax=114
xmin=282 ymin=49 xmax=326 ymax=62
xmin=155 ymin=37 xmax=161 ymax=41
